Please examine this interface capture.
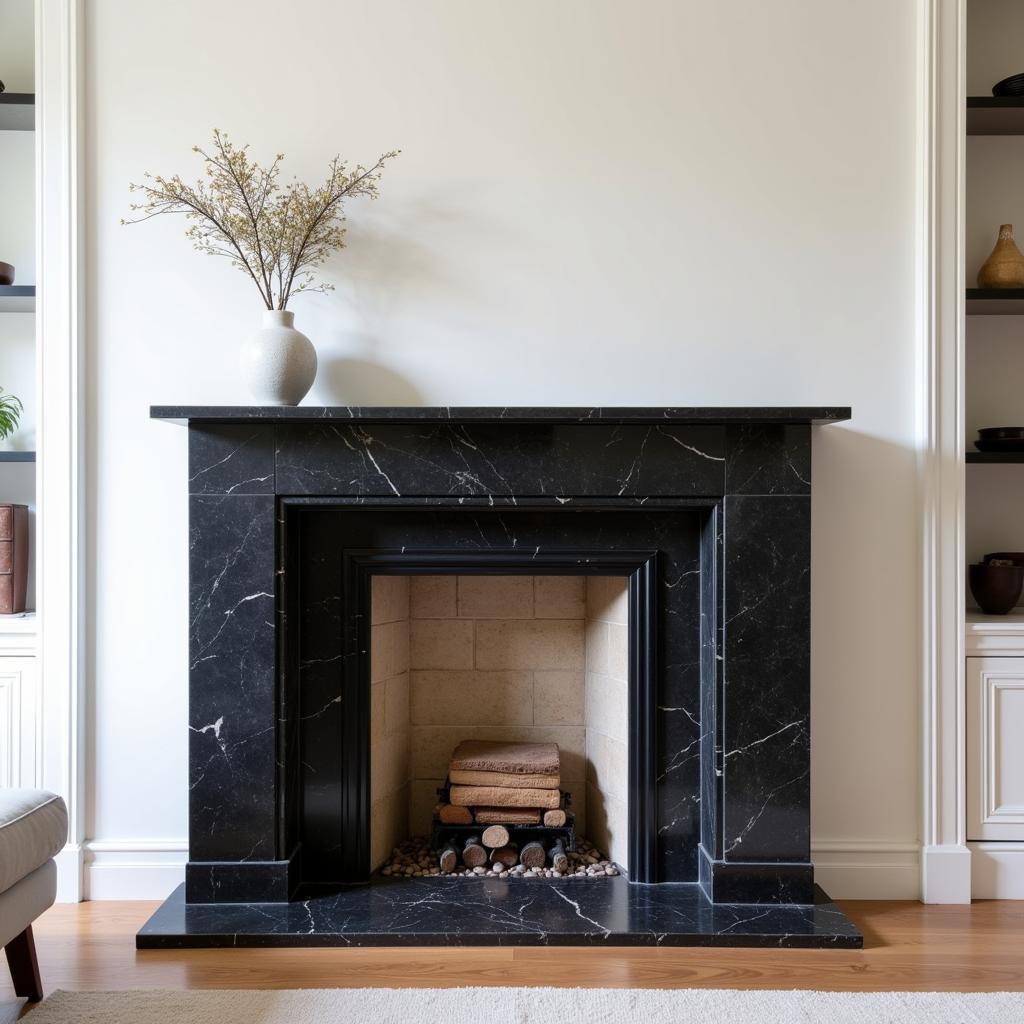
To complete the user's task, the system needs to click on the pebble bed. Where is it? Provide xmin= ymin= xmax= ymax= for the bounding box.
xmin=379 ymin=836 xmax=620 ymax=879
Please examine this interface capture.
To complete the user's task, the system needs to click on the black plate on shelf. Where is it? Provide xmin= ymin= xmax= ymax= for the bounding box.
xmin=994 ymin=73 xmax=1024 ymax=96
xmin=978 ymin=426 xmax=1024 ymax=440
xmin=975 ymin=439 xmax=1024 ymax=452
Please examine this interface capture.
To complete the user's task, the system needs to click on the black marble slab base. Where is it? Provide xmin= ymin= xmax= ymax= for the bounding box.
xmin=137 ymin=879 xmax=862 ymax=949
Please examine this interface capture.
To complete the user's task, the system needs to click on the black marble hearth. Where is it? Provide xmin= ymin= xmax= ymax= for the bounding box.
xmin=141 ymin=406 xmax=860 ymax=949
xmin=138 ymin=880 xmax=861 ymax=949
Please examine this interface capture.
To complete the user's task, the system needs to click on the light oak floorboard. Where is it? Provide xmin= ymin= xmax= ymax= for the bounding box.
xmin=1 ymin=900 xmax=1022 ymax=999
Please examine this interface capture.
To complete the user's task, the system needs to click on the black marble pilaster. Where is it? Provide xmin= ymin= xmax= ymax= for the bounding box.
xmin=697 ymin=422 xmax=815 ymax=903
xmin=186 ymin=427 xmax=287 ymax=903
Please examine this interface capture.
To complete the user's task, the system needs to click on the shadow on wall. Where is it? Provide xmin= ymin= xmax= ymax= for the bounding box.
xmin=295 ymin=189 xmax=526 ymax=406
xmin=317 ymin=340 xmax=423 ymax=406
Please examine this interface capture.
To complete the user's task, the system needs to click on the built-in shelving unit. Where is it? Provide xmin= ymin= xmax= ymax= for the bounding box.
xmin=967 ymin=95 xmax=1024 ymax=135
xmin=965 ymin=99 xmax=1024 ymax=315
xmin=0 ymin=93 xmax=34 ymax=131
xmin=0 ymin=285 xmax=35 ymax=313
xmin=0 ymin=452 xmax=35 ymax=463
xmin=962 ymin=7 xmax=1024 ymax=881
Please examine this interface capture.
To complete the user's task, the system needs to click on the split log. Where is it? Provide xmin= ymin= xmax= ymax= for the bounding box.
xmin=473 ymin=807 xmax=541 ymax=825
xmin=542 ymin=809 xmax=566 ymax=828
xmin=480 ymin=824 xmax=511 ymax=849
xmin=490 ymin=844 xmax=519 ymax=868
xmin=462 ymin=835 xmax=488 ymax=869
xmin=549 ymin=840 xmax=569 ymax=874
xmin=519 ymin=841 xmax=546 ymax=870
xmin=449 ymin=784 xmax=560 ymax=809
xmin=438 ymin=803 xmax=474 ymax=825
xmin=438 ymin=843 xmax=460 ymax=874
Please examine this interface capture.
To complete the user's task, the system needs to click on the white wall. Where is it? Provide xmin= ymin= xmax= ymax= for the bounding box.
xmin=83 ymin=0 xmax=922 ymax=898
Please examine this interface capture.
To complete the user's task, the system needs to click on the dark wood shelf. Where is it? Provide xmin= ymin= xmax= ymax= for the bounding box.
xmin=967 ymin=450 xmax=1024 ymax=463
xmin=967 ymin=96 xmax=1024 ymax=135
xmin=966 ymin=288 xmax=1024 ymax=315
xmin=0 ymin=285 xmax=35 ymax=313
xmin=0 ymin=93 xmax=34 ymax=131
xmin=0 ymin=452 xmax=35 ymax=463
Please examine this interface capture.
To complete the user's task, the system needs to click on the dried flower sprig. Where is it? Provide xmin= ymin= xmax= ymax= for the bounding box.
xmin=123 ymin=130 xmax=398 ymax=309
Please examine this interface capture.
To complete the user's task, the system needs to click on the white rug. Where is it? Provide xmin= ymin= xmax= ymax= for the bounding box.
xmin=17 ymin=987 xmax=1024 ymax=1023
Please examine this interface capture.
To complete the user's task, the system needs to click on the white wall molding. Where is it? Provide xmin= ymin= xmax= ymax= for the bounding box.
xmin=35 ymin=0 xmax=86 ymax=902
xmin=918 ymin=0 xmax=972 ymax=904
xmin=970 ymin=842 xmax=1024 ymax=899
xmin=83 ymin=839 xmax=187 ymax=901
xmin=812 ymin=840 xmax=921 ymax=901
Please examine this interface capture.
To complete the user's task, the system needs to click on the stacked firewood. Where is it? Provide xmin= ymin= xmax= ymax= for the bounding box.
xmin=434 ymin=740 xmax=571 ymax=874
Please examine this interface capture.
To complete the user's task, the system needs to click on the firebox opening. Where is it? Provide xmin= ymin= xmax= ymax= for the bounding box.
xmin=369 ymin=574 xmax=630 ymax=879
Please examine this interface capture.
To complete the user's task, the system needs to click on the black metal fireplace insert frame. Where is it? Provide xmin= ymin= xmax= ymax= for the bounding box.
xmin=338 ymin=545 xmax=661 ymax=884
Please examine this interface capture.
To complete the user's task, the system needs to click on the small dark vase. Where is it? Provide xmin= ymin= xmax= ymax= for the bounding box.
xmin=969 ymin=562 xmax=1024 ymax=615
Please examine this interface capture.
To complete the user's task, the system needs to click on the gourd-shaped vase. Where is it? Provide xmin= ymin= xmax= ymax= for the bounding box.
xmin=977 ymin=224 xmax=1024 ymax=288
xmin=244 ymin=309 xmax=317 ymax=406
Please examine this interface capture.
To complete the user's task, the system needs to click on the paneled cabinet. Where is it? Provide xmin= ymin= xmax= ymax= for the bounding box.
xmin=0 ymin=615 xmax=38 ymax=788
xmin=967 ymin=656 xmax=1024 ymax=841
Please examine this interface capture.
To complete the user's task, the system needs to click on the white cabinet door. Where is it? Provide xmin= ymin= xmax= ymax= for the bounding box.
xmin=0 ymin=655 xmax=38 ymax=789
xmin=968 ymin=657 xmax=1024 ymax=841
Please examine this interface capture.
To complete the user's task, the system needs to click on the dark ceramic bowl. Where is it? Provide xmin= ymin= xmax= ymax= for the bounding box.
xmin=985 ymin=552 xmax=1024 ymax=566
xmin=0 ymin=262 xmax=13 ymax=286
xmin=970 ymin=562 xmax=1024 ymax=615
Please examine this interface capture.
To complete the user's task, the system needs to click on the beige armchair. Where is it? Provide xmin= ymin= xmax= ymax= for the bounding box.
xmin=0 ymin=789 xmax=68 ymax=1002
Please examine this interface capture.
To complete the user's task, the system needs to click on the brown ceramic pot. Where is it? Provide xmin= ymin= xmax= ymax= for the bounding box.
xmin=969 ymin=561 xmax=1024 ymax=614
xmin=0 ymin=262 xmax=14 ymax=286
xmin=978 ymin=225 xmax=1024 ymax=288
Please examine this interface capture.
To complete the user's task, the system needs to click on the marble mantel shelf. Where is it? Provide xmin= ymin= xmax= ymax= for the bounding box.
xmin=151 ymin=405 xmax=851 ymax=427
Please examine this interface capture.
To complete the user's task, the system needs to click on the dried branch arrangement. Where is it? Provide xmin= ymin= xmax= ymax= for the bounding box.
xmin=124 ymin=130 xmax=398 ymax=309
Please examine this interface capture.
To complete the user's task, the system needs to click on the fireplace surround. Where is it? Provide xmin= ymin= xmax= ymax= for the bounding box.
xmin=138 ymin=406 xmax=861 ymax=949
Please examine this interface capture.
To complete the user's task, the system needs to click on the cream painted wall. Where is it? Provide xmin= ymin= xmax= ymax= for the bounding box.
xmin=84 ymin=0 xmax=921 ymax=896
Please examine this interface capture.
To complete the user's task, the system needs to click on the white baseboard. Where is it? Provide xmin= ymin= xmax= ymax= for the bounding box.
xmin=83 ymin=839 xmax=187 ymax=900
xmin=811 ymin=840 xmax=921 ymax=899
xmin=79 ymin=837 xmax=922 ymax=901
xmin=970 ymin=842 xmax=1024 ymax=899
xmin=921 ymin=843 xmax=973 ymax=903
xmin=54 ymin=843 xmax=84 ymax=903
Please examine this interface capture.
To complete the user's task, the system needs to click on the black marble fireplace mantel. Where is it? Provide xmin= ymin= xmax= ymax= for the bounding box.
xmin=142 ymin=404 xmax=858 ymax=949
xmin=152 ymin=405 xmax=849 ymax=426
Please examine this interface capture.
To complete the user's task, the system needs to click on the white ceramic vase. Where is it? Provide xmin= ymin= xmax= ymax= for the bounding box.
xmin=245 ymin=309 xmax=317 ymax=406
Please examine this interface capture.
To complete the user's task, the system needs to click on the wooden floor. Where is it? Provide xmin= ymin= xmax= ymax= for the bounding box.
xmin=2 ymin=899 xmax=1023 ymax=999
